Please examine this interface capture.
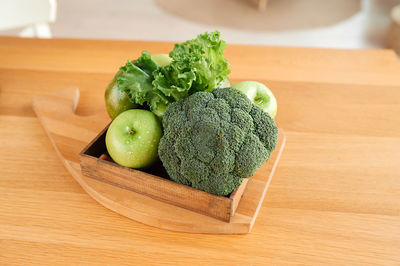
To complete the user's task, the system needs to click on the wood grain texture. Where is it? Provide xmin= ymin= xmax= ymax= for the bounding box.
xmin=32 ymin=87 xmax=285 ymax=230
xmin=1 ymin=37 xmax=400 ymax=265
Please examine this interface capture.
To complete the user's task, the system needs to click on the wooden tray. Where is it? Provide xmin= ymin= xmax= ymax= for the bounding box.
xmin=79 ymin=125 xmax=250 ymax=222
xmin=32 ymin=87 xmax=286 ymax=234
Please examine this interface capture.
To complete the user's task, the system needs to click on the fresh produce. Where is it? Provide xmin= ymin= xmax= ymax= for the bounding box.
xmin=151 ymin=54 xmax=172 ymax=67
xmin=106 ymin=109 xmax=162 ymax=168
xmin=158 ymin=87 xmax=278 ymax=196
xmin=232 ymin=81 xmax=277 ymax=119
xmin=105 ymin=53 xmax=172 ymax=119
xmin=106 ymin=31 xmax=230 ymax=119
xmin=105 ymin=72 xmax=138 ymax=119
xmin=103 ymin=31 xmax=280 ymax=197
xmin=152 ymin=31 xmax=230 ymax=101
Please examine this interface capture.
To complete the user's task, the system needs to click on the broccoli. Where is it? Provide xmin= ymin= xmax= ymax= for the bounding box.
xmin=158 ymin=87 xmax=278 ymax=196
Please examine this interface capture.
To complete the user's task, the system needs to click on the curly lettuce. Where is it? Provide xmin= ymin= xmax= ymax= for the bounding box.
xmin=115 ymin=31 xmax=230 ymax=117
xmin=116 ymin=56 xmax=170 ymax=117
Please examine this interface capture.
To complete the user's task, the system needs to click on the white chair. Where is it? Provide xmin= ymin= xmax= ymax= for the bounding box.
xmin=0 ymin=0 xmax=57 ymax=38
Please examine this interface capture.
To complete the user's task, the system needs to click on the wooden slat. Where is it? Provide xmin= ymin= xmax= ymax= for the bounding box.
xmin=79 ymin=125 xmax=239 ymax=222
xmin=1 ymin=37 xmax=399 ymax=85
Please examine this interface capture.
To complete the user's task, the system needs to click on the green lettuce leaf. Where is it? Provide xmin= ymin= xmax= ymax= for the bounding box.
xmin=136 ymin=50 xmax=158 ymax=76
xmin=153 ymin=31 xmax=230 ymax=101
xmin=115 ymin=31 xmax=230 ymax=117
xmin=116 ymin=58 xmax=171 ymax=115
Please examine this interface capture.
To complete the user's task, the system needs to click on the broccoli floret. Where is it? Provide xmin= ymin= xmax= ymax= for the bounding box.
xmin=158 ymin=87 xmax=278 ymax=196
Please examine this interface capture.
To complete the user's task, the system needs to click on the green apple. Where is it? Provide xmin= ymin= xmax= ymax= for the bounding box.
xmin=232 ymin=81 xmax=277 ymax=119
xmin=105 ymin=70 xmax=137 ymax=119
xmin=105 ymin=109 xmax=162 ymax=168
xmin=151 ymin=53 xmax=172 ymax=67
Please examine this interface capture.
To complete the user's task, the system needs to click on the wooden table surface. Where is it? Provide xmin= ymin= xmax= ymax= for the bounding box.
xmin=1 ymin=37 xmax=400 ymax=265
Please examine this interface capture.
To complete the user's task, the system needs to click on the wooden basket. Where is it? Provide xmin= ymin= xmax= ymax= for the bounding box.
xmin=79 ymin=125 xmax=249 ymax=222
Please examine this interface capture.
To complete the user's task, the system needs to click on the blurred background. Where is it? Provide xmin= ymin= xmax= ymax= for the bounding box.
xmin=0 ymin=0 xmax=400 ymax=52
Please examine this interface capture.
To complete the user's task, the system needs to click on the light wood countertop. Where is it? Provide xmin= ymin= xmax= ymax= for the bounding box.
xmin=0 ymin=37 xmax=399 ymax=265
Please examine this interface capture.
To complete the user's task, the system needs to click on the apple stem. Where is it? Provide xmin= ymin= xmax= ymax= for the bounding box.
xmin=129 ymin=129 xmax=136 ymax=135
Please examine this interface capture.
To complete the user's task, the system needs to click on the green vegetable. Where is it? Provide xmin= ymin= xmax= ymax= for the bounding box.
xmin=116 ymin=55 xmax=171 ymax=116
xmin=105 ymin=71 xmax=138 ymax=119
xmin=151 ymin=54 xmax=172 ymax=67
xmin=152 ymin=31 xmax=230 ymax=101
xmin=158 ymin=87 xmax=278 ymax=196
xmin=112 ymin=31 xmax=230 ymax=118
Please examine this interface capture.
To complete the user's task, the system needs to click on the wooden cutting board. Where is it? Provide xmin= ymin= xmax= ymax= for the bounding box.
xmin=32 ymin=87 xmax=286 ymax=234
